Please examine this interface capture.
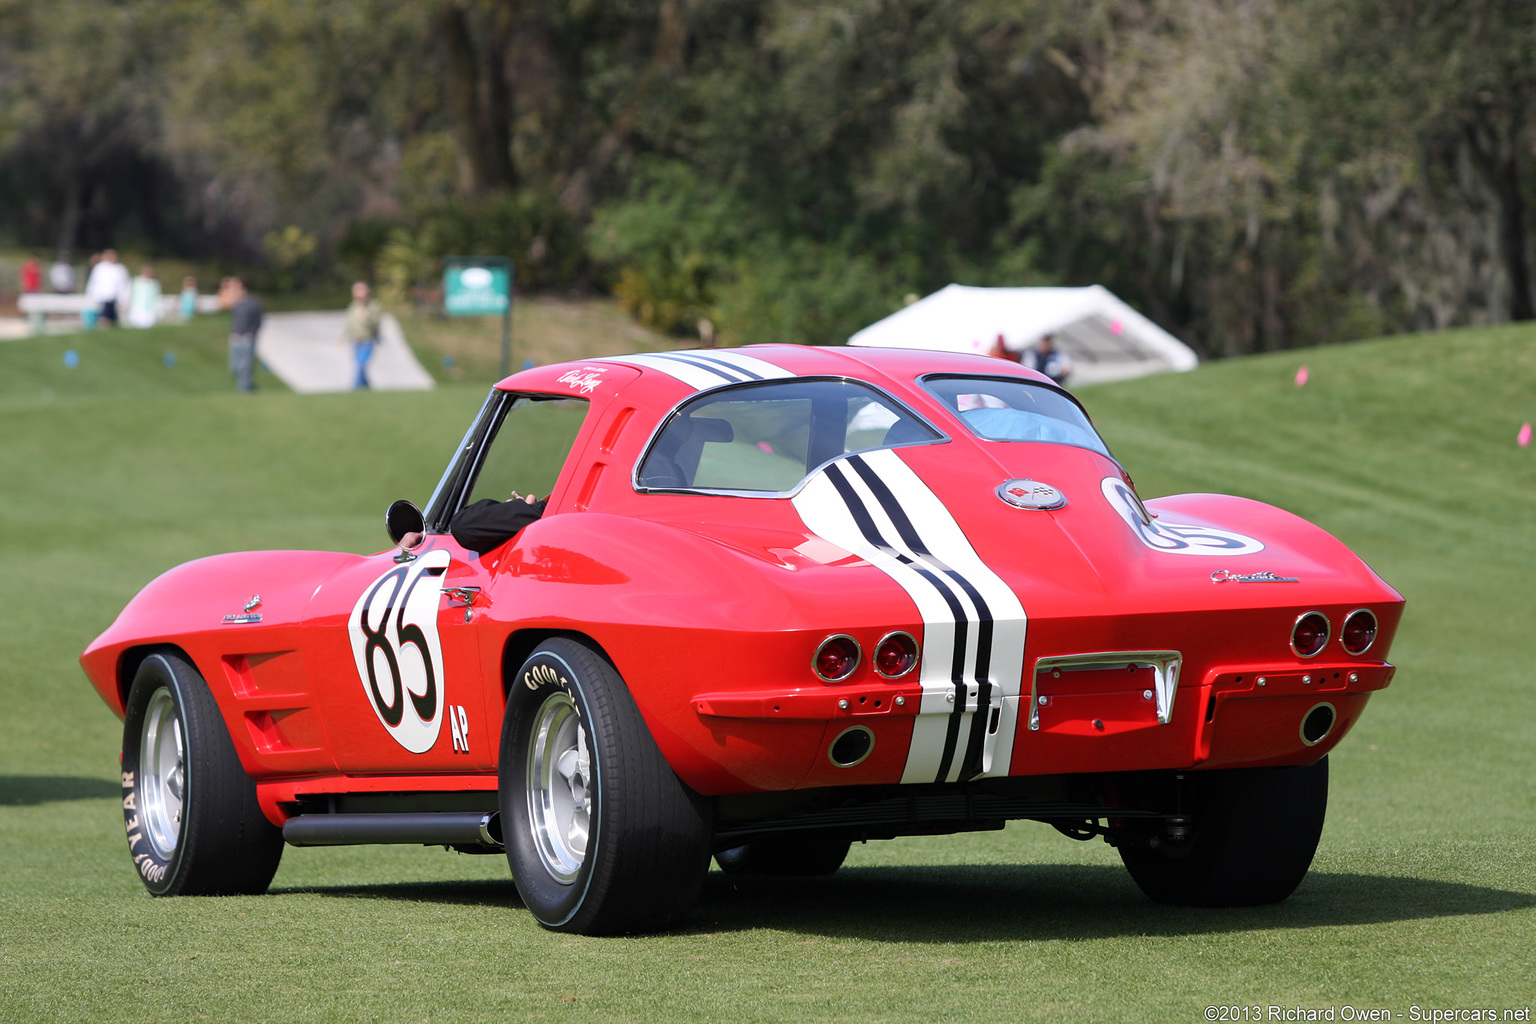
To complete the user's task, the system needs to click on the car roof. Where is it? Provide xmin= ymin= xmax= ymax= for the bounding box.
xmin=493 ymin=344 xmax=1059 ymax=399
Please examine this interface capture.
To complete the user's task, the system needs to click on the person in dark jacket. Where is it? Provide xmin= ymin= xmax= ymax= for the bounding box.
xmin=1025 ymin=333 xmax=1072 ymax=386
xmin=450 ymin=491 xmax=547 ymax=552
xmin=224 ymin=277 xmax=263 ymax=392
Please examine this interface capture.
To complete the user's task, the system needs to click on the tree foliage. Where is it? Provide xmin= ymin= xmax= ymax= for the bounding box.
xmin=3 ymin=0 xmax=1534 ymax=355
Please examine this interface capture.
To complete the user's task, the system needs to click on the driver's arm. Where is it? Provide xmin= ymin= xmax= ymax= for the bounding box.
xmin=449 ymin=492 xmax=548 ymax=553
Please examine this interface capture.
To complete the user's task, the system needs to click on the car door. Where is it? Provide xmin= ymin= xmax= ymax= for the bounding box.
xmin=301 ymin=542 xmax=497 ymax=774
xmin=302 ymin=385 xmax=609 ymax=775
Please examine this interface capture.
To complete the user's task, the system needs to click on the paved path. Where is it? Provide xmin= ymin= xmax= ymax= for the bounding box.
xmin=259 ymin=311 xmax=434 ymax=393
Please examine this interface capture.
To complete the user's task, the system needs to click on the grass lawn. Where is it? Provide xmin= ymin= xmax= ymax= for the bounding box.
xmin=397 ymin=293 xmax=676 ymax=383
xmin=0 ymin=320 xmax=1532 ymax=1022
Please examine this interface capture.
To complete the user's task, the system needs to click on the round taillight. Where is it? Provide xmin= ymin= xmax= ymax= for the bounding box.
xmin=1291 ymin=612 xmax=1330 ymax=658
xmin=1341 ymin=609 xmax=1377 ymax=655
xmin=814 ymin=635 xmax=861 ymax=682
xmin=874 ymin=631 xmax=919 ymax=678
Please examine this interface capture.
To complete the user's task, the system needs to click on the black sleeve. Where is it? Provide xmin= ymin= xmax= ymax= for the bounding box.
xmin=450 ymin=498 xmax=548 ymax=553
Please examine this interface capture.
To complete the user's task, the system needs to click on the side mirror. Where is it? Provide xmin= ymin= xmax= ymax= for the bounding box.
xmin=385 ymin=499 xmax=426 ymax=546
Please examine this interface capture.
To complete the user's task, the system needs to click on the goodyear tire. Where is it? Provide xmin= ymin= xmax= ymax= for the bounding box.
xmin=501 ymin=638 xmax=712 ymax=934
xmin=715 ymin=836 xmax=851 ymax=876
xmin=1119 ymin=758 xmax=1328 ymax=907
xmin=119 ymin=651 xmax=284 ymax=896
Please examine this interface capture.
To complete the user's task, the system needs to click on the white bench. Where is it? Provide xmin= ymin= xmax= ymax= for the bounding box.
xmin=17 ymin=292 xmax=222 ymax=333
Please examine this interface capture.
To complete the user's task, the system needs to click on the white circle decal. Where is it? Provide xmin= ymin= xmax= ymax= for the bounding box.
xmin=1100 ymin=477 xmax=1264 ymax=556
xmin=348 ymin=549 xmax=450 ymax=752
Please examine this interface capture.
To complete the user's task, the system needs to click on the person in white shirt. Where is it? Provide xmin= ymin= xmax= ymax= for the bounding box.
xmin=84 ymin=249 xmax=131 ymax=326
xmin=49 ymin=253 xmax=76 ymax=293
xmin=127 ymin=266 xmax=162 ymax=328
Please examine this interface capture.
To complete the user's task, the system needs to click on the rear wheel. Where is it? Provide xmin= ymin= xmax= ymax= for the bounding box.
xmin=119 ymin=650 xmax=283 ymax=895
xmin=501 ymin=638 xmax=712 ymax=934
xmin=1119 ymin=758 xmax=1328 ymax=906
xmin=715 ymin=836 xmax=851 ymax=876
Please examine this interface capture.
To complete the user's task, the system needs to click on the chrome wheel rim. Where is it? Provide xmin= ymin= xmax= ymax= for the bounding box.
xmin=139 ymin=686 xmax=185 ymax=859
xmin=525 ymin=690 xmax=591 ymax=884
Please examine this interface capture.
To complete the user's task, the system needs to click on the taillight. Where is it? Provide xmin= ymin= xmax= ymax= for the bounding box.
xmin=1341 ymin=609 xmax=1378 ymax=655
xmin=1291 ymin=612 xmax=1330 ymax=658
xmin=813 ymin=635 xmax=861 ymax=681
xmin=874 ymin=632 xmax=919 ymax=678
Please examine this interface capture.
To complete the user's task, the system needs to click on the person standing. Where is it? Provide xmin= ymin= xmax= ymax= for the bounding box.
xmin=1026 ymin=333 xmax=1072 ymax=386
xmin=48 ymin=253 xmax=75 ymax=293
xmin=987 ymin=332 xmax=1023 ymax=363
xmin=19 ymin=257 xmax=42 ymax=294
xmin=178 ymin=277 xmax=198 ymax=321
xmin=343 ymin=281 xmax=384 ymax=390
xmin=127 ymin=266 xmax=162 ymax=328
xmin=226 ymin=277 xmax=263 ymax=392
xmin=84 ymin=248 xmax=131 ymax=326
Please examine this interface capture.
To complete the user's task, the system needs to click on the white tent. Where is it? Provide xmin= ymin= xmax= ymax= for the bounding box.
xmin=847 ymin=284 xmax=1198 ymax=385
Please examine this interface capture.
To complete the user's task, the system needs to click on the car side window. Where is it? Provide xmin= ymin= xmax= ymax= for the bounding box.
xmin=466 ymin=396 xmax=590 ymax=506
xmin=923 ymin=375 xmax=1110 ymax=456
xmin=637 ymin=379 xmax=941 ymax=494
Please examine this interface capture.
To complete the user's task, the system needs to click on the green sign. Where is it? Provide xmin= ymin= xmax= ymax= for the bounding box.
xmin=443 ymin=264 xmax=511 ymax=316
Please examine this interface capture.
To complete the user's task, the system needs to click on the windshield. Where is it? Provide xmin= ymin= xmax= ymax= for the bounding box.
xmin=923 ymin=375 xmax=1110 ymax=456
xmin=636 ymin=378 xmax=942 ymax=494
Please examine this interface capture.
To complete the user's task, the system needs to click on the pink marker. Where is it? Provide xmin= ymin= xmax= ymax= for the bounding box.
xmin=1519 ymin=422 xmax=1532 ymax=448
xmin=1295 ymin=365 xmax=1309 ymax=388
xmin=1110 ymin=319 xmax=1124 ymax=336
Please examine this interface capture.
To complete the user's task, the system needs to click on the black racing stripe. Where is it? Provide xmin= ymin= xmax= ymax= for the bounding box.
xmin=823 ymin=464 xmax=972 ymax=780
xmin=685 ymin=351 xmax=768 ymax=381
xmin=960 ymin=683 xmax=993 ymax=778
xmin=846 ymin=455 xmax=997 ymax=779
xmin=649 ymin=352 xmax=752 ymax=383
xmin=822 ymin=464 xmax=971 ymax=709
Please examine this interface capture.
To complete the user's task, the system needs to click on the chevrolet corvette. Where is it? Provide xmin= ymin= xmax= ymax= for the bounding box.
xmin=81 ymin=344 xmax=1402 ymax=933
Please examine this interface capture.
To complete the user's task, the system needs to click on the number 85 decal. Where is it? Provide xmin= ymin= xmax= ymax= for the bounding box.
xmin=347 ymin=549 xmax=451 ymax=753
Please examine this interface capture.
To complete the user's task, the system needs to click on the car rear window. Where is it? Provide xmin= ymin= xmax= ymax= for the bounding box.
xmin=636 ymin=378 xmax=941 ymax=494
xmin=922 ymin=375 xmax=1110 ymax=456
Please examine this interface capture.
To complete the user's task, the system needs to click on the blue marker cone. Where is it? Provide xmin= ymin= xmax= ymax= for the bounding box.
xmin=163 ymin=351 xmax=177 ymax=368
xmin=63 ymin=349 xmax=79 ymax=368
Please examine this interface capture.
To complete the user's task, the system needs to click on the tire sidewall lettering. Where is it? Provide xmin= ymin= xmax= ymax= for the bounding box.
xmin=121 ymin=664 xmax=179 ymax=893
xmin=522 ymin=661 xmax=570 ymax=694
xmin=503 ymin=646 xmax=601 ymax=924
xmin=348 ymin=550 xmax=450 ymax=753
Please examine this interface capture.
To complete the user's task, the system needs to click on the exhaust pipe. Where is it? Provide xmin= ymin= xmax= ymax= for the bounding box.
xmin=1300 ymin=702 xmax=1336 ymax=747
xmin=828 ymin=725 xmax=875 ymax=768
xmin=283 ymin=811 xmax=502 ymax=849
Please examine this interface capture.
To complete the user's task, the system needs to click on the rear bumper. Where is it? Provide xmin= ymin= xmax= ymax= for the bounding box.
xmin=688 ymin=659 xmax=1394 ymax=790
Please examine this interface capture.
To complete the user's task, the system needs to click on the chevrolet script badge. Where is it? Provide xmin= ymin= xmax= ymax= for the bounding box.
xmin=997 ymin=479 xmax=1066 ymax=511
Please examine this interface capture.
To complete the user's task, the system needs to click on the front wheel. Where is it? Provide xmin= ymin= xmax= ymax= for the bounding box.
xmin=1119 ymin=758 xmax=1329 ymax=907
xmin=500 ymin=638 xmax=712 ymax=934
xmin=119 ymin=650 xmax=284 ymax=895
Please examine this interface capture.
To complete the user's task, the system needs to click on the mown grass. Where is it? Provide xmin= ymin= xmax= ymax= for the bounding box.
xmin=0 ymin=322 xmax=1532 ymax=1022
xmin=0 ymin=316 xmax=284 ymax=402
xmin=398 ymin=294 xmax=675 ymax=383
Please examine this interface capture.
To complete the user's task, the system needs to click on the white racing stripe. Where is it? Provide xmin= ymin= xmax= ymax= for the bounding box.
xmin=602 ymin=350 xmax=794 ymax=390
xmin=792 ymin=448 xmax=1027 ymax=782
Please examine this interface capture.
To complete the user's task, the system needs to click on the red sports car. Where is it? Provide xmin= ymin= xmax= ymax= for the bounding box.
xmin=82 ymin=344 xmax=1402 ymax=933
